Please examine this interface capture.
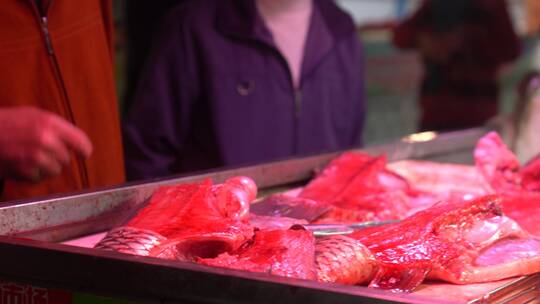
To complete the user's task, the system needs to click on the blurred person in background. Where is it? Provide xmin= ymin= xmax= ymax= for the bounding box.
xmin=525 ymin=0 xmax=540 ymax=72
xmin=512 ymin=72 xmax=540 ymax=164
xmin=487 ymin=71 xmax=540 ymax=164
xmin=392 ymin=0 xmax=521 ymax=132
xmin=123 ymin=0 xmax=366 ymax=181
xmin=525 ymin=0 xmax=540 ymax=37
xmin=0 ymin=0 xmax=125 ymax=201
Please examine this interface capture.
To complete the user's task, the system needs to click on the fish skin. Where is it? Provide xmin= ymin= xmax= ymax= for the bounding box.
xmin=315 ymin=235 xmax=376 ymax=285
xmin=94 ymin=227 xmax=166 ymax=256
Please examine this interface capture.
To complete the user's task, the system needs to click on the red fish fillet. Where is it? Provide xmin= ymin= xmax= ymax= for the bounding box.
xmin=96 ymin=177 xmax=257 ymax=261
xmin=500 ymin=193 xmax=540 ymax=236
xmin=299 ymin=152 xmax=377 ymax=202
xmin=348 ymin=195 xmax=540 ymax=292
xmin=199 ymin=227 xmax=317 ymax=280
xmin=473 ymin=132 xmax=540 ymax=234
xmin=300 ymin=152 xmax=411 ymax=223
xmin=522 ymin=155 xmax=540 ymax=191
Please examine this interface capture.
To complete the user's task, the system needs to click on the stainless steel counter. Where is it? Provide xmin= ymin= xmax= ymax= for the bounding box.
xmin=0 ymin=127 xmax=536 ymax=303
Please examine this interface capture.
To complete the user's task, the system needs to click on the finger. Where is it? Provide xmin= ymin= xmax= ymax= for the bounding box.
xmin=49 ymin=115 xmax=93 ymax=158
xmin=34 ymin=149 xmax=62 ymax=179
xmin=9 ymin=161 xmax=54 ymax=183
xmin=7 ymin=164 xmax=36 ymax=182
xmin=39 ymin=129 xmax=71 ymax=167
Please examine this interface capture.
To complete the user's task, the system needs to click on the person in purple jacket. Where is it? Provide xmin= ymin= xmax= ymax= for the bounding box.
xmin=123 ymin=0 xmax=366 ymax=181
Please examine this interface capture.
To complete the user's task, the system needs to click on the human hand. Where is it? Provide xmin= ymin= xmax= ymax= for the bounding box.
xmin=0 ymin=106 xmax=93 ymax=182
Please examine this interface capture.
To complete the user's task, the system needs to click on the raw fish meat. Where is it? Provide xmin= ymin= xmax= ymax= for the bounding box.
xmin=473 ymin=132 xmax=540 ymax=234
xmin=299 ymin=152 xmax=411 ymax=223
xmin=299 ymin=152 xmax=376 ymax=202
xmin=500 ymin=193 xmax=540 ymax=236
xmin=387 ymin=160 xmax=496 ymax=216
xmin=199 ymin=227 xmax=317 ymax=280
xmin=312 ymin=191 xmax=409 ymax=224
xmin=328 ymin=157 xmax=408 ymax=211
xmin=347 ymin=195 xmax=540 ymax=291
xmin=522 ymin=155 xmax=540 ymax=191
xmin=96 ymin=177 xmax=257 ymax=261
xmin=94 ymin=131 xmax=540 ymax=294
xmin=474 ymin=131 xmax=540 ymax=193
xmin=388 ymin=160 xmax=493 ymax=199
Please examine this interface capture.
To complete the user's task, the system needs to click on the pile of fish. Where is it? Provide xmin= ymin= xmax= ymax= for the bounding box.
xmin=95 ymin=132 xmax=540 ymax=293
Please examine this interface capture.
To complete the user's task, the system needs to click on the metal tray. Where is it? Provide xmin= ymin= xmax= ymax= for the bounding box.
xmin=0 ymin=127 xmax=537 ymax=303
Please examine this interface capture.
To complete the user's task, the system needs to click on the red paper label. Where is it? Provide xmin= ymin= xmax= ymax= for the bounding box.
xmin=0 ymin=280 xmax=72 ymax=304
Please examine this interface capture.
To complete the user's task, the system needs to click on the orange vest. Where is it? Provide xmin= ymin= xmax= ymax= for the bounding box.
xmin=0 ymin=0 xmax=125 ymax=201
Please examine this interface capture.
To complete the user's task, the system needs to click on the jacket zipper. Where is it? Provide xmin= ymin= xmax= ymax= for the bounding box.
xmin=33 ymin=2 xmax=90 ymax=188
xmin=293 ymin=88 xmax=302 ymax=153
xmin=40 ymin=17 xmax=54 ymax=55
xmin=243 ymin=40 xmax=303 ymax=152
xmin=288 ymin=70 xmax=302 ymax=154
xmin=267 ymin=47 xmax=303 ymax=153
xmin=294 ymin=89 xmax=302 ymax=120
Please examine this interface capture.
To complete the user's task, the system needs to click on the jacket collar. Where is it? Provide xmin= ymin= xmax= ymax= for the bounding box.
xmin=216 ymin=0 xmax=355 ymax=41
xmin=28 ymin=0 xmax=52 ymax=16
xmin=216 ymin=0 xmax=356 ymax=86
xmin=215 ymin=0 xmax=269 ymax=44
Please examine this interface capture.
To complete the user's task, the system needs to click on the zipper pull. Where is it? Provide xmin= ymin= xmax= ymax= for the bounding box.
xmin=41 ymin=16 xmax=54 ymax=55
xmin=294 ymin=90 xmax=302 ymax=119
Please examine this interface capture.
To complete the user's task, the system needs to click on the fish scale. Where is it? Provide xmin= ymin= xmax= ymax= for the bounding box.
xmin=95 ymin=227 xmax=166 ymax=256
xmin=315 ymin=235 xmax=376 ymax=285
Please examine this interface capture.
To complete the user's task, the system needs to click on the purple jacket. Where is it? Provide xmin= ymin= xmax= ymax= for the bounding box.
xmin=123 ymin=0 xmax=366 ymax=180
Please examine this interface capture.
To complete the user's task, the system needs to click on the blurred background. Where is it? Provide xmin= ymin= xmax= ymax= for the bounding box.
xmin=112 ymin=0 xmax=538 ymax=146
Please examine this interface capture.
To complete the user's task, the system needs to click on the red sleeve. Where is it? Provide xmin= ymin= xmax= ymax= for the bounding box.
xmin=462 ymin=0 xmax=521 ymax=64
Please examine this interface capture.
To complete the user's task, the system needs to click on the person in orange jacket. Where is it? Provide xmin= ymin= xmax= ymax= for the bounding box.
xmin=0 ymin=0 xmax=125 ymax=201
